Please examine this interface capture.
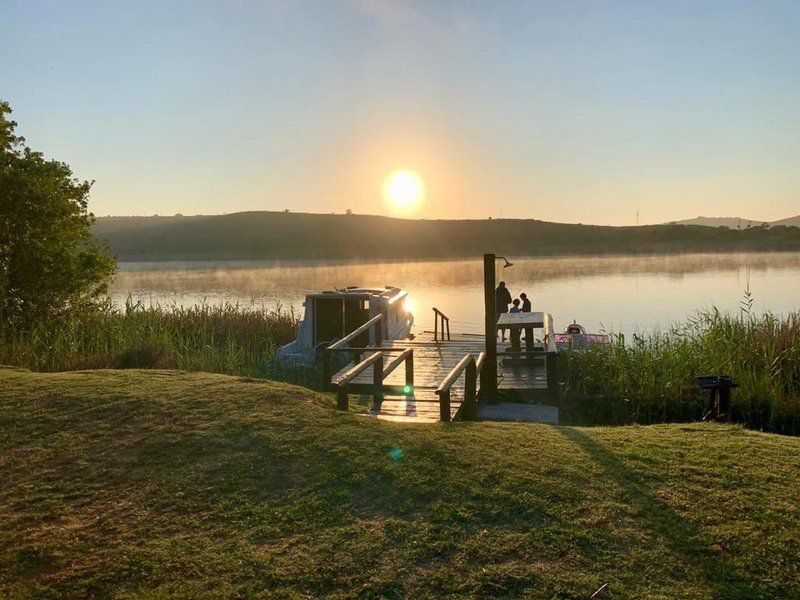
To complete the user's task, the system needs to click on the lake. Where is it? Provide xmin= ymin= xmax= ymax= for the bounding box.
xmin=112 ymin=252 xmax=800 ymax=339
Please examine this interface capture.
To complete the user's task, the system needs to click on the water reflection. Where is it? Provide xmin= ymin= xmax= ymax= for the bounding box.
xmin=112 ymin=252 xmax=800 ymax=339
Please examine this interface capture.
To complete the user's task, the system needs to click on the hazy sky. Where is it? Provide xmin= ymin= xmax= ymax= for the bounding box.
xmin=3 ymin=0 xmax=800 ymax=224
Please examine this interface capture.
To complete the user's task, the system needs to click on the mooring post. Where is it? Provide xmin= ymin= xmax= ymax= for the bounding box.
xmin=483 ymin=253 xmax=498 ymax=402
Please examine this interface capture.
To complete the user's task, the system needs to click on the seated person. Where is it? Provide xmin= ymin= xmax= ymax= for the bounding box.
xmin=510 ymin=298 xmax=521 ymax=313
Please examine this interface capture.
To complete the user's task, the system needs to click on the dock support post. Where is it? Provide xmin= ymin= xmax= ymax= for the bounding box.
xmin=483 ymin=253 xmax=498 ymax=402
xmin=546 ymin=351 xmax=559 ymax=406
xmin=336 ymin=385 xmax=348 ymax=411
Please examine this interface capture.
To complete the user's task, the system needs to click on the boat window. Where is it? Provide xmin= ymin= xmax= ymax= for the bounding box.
xmin=313 ymin=297 xmax=344 ymax=345
xmin=344 ymin=296 xmax=370 ymax=346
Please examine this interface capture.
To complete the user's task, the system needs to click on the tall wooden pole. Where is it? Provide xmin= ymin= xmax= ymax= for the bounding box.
xmin=483 ymin=253 xmax=497 ymax=402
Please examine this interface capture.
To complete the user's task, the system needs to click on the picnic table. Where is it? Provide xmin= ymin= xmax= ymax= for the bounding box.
xmin=497 ymin=311 xmax=545 ymax=353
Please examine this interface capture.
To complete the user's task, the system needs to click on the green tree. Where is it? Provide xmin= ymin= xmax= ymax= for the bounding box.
xmin=0 ymin=101 xmax=116 ymax=327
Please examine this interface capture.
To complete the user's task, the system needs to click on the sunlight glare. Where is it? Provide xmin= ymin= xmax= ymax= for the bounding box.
xmin=383 ymin=170 xmax=424 ymax=212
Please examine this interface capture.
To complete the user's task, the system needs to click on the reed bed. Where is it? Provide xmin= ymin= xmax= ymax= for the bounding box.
xmin=0 ymin=298 xmax=313 ymax=384
xmin=560 ymin=308 xmax=800 ymax=434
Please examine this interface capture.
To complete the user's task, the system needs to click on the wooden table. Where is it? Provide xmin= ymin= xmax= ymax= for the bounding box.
xmin=497 ymin=311 xmax=544 ymax=353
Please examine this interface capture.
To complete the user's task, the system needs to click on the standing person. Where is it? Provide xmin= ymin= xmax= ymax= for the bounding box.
xmin=495 ymin=281 xmax=512 ymax=342
xmin=520 ymin=293 xmax=531 ymax=313
xmin=509 ymin=299 xmax=522 ymax=350
xmin=520 ymin=292 xmax=533 ymax=351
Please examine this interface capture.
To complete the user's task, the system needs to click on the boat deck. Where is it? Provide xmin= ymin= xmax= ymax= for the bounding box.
xmin=336 ymin=331 xmax=555 ymax=424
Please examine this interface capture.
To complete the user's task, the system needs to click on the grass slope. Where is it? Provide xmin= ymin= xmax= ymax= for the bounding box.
xmin=1 ymin=368 xmax=799 ymax=599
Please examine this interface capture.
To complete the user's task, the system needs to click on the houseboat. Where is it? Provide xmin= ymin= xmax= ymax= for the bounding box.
xmin=276 ymin=287 xmax=414 ymax=363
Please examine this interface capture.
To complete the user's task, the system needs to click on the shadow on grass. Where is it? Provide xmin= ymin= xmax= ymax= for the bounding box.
xmin=559 ymin=427 xmax=759 ymax=600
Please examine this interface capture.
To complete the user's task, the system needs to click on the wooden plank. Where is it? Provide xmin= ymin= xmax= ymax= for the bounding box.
xmin=334 ymin=329 xmax=556 ymax=423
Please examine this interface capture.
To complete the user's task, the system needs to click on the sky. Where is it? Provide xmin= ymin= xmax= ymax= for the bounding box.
xmin=2 ymin=0 xmax=799 ymax=225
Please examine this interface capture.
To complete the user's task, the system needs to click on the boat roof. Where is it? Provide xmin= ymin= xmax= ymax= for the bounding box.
xmin=306 ymin=286 xmax=405 ymax=300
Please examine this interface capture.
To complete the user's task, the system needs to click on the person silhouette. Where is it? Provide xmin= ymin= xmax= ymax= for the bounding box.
xmin=495 ymin=281 xmax=512 ymax=342
xmin=520 ymin=293 xmax=531 ymax=312
xmin=509 ymin=298 xmax=522 ymax=350
xmin=520 ymin=293 xmax=533 ymax=351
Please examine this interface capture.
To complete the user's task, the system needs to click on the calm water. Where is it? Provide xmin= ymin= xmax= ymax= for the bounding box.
xmin=112 ymin=253 xmax=800 ymax=339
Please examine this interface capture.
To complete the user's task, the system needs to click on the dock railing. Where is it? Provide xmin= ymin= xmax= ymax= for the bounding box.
xmin=322 ymin=314 xmax=383 ymax=388
xmin=331 ymin=347 xmax=415 ymax=411
xmin=432 ymin=307 xmax=451 ymax=342
xmin=435 ymin=351 xmax=486 ymax=422
xmin=543 ymin=313 xmax=559 ymax=405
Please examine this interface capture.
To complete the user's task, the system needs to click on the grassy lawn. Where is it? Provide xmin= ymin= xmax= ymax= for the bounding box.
xmin=1 ymin=368 xmax=798 ymax=599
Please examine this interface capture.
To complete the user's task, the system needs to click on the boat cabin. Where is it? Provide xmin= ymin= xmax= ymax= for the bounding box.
xmin=276 ymin=287 xmax=414 ymax=363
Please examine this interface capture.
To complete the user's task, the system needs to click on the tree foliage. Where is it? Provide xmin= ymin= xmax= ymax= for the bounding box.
xmin=0 ymin=101 xmax=116 ymax=327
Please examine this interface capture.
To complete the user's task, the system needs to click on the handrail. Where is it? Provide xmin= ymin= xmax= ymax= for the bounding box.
xmin=382 ymin=347 xmax=414 ymax=382
xmin=328 ymin=314 xmax=383 ymax=351
xmin=332 ymin=347 xmax=416 ymax=411
xmin=432 ymin=307 xmax=451 ymax=342
xmin=475 ymin=352 xmax=486 ymax=375
xmin=327 ymin=346 xmax=407 ymax=354
xmin=436 ymin=352 xmax=477 ymax=422
xmin=322 ymin=314 xmax=384 ymax=388
xmin=332 ymin=351 xmax=384 ymax=411
xmin=331 ymin=351 xmax=383 ymax=387
xmin=543 ymin=312 xmax=559 ymax=405
xmin=543 ymin=312 xmax=557 ymax=353
xmin=436 ymin=353 xmax=474 ymax=395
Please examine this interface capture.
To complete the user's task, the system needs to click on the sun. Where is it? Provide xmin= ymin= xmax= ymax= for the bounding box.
xmin=383 ymin=170 xmax=425 ymax=212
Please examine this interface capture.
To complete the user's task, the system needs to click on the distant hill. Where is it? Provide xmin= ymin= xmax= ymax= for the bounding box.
xmin=771 ymin=214 xmax=800 ymax=227
xmin=92 ymin=211 xmax=800 ymax=262
xmin=669 ymin=216 xmax=767 ymax=229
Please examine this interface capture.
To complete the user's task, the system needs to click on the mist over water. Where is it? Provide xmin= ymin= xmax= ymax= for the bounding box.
xmin=112 ymin=253 xmax=800 ymax=340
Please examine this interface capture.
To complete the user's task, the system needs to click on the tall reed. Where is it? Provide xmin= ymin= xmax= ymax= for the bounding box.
xmin=560 ymin=308 xmax=800 ymax=434
xmin=0 ymin=298 xmax=310 ymax=383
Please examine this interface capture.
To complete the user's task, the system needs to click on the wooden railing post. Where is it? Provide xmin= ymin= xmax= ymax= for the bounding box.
xmin=322 ymin=347 xmax=332 ymax=390
xmin=434 ymin=308 xmax=439 ymax=342
xmin=464 ymin=358 xmax=477 ymax=420
xmin=436 ymin=353 xmax=472 ymax=423
xmin=546 ymin=351 xmax=559 ymax=406
xmin=446 ymin=317 xmax=450 ymax=341
xmin=440 ymin=390 xmax=451 ymax=422
xmin=337 ymin=384 xmax=349 ymax=411
xmin=405 ymin=350 xmax=414 ymax=391
xmin=373 ymin=354 xmax=384 ymax=406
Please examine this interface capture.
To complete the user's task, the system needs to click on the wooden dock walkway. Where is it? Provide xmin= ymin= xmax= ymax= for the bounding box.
xmin=330 ymin=331 xmax=556 ymax=424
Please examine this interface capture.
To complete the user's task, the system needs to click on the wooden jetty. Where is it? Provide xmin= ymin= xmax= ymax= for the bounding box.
xmin=323 ymin=309 xmax=560 ymax=425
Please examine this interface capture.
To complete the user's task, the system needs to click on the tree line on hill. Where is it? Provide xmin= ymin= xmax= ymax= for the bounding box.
xmin=92 ymin=211 xmax=800 ymax=262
